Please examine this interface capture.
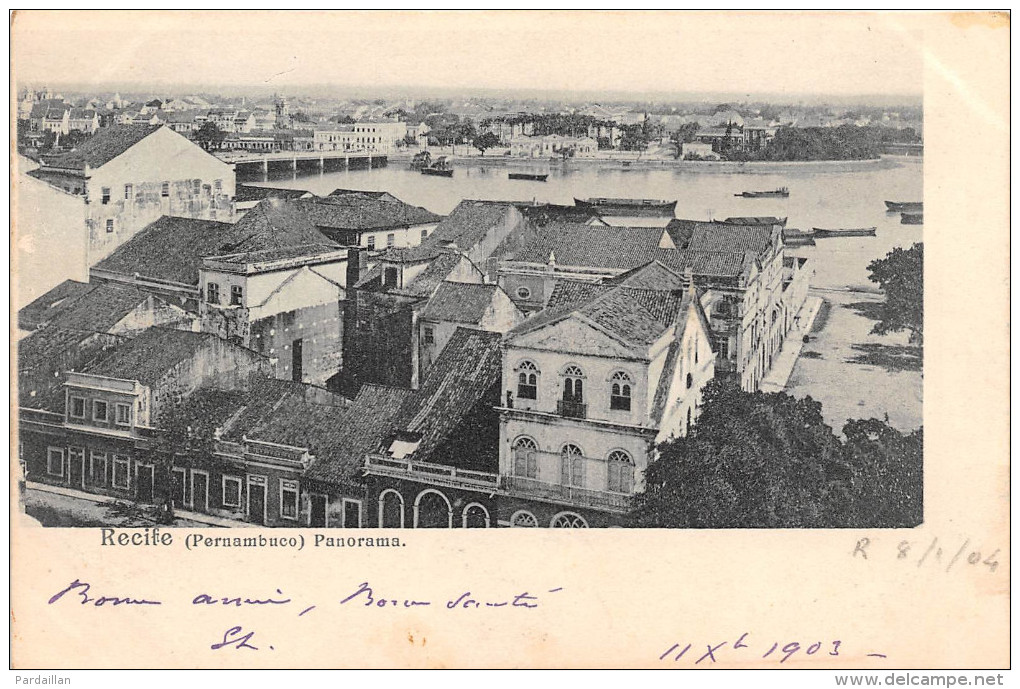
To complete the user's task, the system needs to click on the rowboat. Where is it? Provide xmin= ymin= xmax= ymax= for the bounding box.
xmin=811 ymin=227 xmax=877 ymax=238
xmin=723 ymin=216 xmax=788 ymax=227
xmin=735 ymin=187 xmax=789 ymax=198
xmin=885 ymin=201 xmax=923 ymax=212
xmin=574 ymin=197 xmax=677 ymax=216
xmin=900 ymin=213 xmax=923 ymax=225
xmin=421 ymin=156 xmax=453 ymax=177
xmin=783 ymin=229 xmax=816 ymax=246
xmin=508 ymin=172 xmax=548 ymax=181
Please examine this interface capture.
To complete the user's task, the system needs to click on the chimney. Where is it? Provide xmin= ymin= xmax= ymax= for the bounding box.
xmin=346 ymin=247 xmax=362 ymax=287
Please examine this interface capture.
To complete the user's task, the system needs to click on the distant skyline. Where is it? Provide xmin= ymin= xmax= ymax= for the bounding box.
xmin=13 ymin=11 xmax=925 ymax=102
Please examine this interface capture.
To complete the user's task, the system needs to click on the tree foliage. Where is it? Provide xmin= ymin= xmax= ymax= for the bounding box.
xmin=867 ymin=243 xmax=923 ymax=344
xmin=473 ymin=131 xmax=500 ymax=155
xmin=193 ymin=121 xmax=226 ymax=151
xmin=631 ymin=379 xmax=923 ymax=528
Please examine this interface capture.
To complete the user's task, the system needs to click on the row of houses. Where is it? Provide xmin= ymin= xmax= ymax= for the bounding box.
xmin=19 ymin=184 xmax=812 ymax=527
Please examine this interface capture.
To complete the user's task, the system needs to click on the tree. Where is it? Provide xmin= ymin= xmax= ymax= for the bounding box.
xmin=193 ymin=121 xmax=226 ymax=151
xmin=631 ymin=380 xmax=848 ymax=528
xmin=866 ymin=243 xmax=923 ymax=345
xmin=630 ymin=379 xmax=923 ymax=528
xmin=291 ymin=111 xmax=312 ymax=123
xmin=473 ymin=131 xmax=500 ymax=156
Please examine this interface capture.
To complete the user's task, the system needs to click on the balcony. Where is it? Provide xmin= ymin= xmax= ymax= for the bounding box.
xmin=364 ymin=454 xmax=500 ymax=491
xmin=501 ymin=475 xmax=634 ymax=513
xmin=556 ymin=400 xmax=588 ymax=419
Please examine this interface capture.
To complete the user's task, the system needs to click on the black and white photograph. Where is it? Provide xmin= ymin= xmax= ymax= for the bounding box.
xmin=9 ymin=10 xmax=1008 ymax=673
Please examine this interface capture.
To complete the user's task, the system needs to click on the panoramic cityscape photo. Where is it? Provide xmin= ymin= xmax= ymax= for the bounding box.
xmin=14 ymin=12 xmax=924 ymax=531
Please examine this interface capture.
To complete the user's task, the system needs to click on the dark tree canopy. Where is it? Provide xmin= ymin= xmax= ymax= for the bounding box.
xmin=193 ymin=121 xmax=226 ymax=151
xmin=867 ymin=243 xmax=923 ymax=344
xmin=473 ymin=131 xmax=500 ymax=155
xmin=631 ymin=380 xmax=923 ymax=528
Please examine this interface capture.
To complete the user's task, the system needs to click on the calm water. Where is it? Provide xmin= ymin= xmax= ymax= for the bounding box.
xmin=254 ymin=156 xmax=923 ymax=290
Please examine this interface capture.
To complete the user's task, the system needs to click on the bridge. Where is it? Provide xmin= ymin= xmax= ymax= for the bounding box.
xmin=214 ymin=151 xmax=388 ymax=181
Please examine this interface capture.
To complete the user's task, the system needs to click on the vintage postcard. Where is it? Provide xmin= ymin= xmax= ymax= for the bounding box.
xmin=9 ymin=10 xmax=1009 ymax=672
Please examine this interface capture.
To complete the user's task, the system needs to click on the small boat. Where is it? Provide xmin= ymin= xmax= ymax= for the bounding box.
xmin=574 ymin=197 xmax=677 ymax=216
xmin=421 ymin=155 xmax=453 ymax=177
xmin=723 ymin=216 xmax=788 ymax=227
xmin=410 ymin=150 xmax=432 ymax=170
xmin=508 ymin=172 xmax=548 ymax=181
xmin=783 ymin=229 xmax=816 ymax=246
xmin=900 ymin=212 xmax=923 ymax=225
xmin=885 ymin=201 xmax=923 ymax=212
xmin=735 ymin=187 xmax=789 ymax=198
xmin=811 ymin=226 xmax=877 ymax=238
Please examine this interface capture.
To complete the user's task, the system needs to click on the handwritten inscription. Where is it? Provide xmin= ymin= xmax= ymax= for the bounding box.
xmin=853 ymin=536 xmax=1001 ymax=574
xmin=659 ymin=634 xmax=886 ymax=665
xmin=47 ymin=579 xmax=162 ymax=607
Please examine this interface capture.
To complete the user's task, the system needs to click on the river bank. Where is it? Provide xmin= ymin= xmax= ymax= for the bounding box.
xmin=390 ymin=150 xmax=913 ymax=174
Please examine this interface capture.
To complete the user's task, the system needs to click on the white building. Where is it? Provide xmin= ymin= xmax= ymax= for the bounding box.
xmin=509 ymin=135 xmax=598 ymax=158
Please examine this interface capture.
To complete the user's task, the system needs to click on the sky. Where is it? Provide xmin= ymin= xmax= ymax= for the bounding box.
xmin=12 ymin=11 xmax=925 ymax=100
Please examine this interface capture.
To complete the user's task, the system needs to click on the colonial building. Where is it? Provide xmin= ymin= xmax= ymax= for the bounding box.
xmin=496 ymin=268 xmax=716 ymax=528
xmin=509 ymin=135 xmax=598 ymax=158
xmin=28 ymin=125 xmax=236 ymax=265
xmin=313 ymin=119 xmax=407 ymax=153
xmin=293 ymin=192 xmax=443 ymax=251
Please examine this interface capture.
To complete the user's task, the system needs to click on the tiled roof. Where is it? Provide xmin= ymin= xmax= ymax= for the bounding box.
xmin=404 ymin=252 xmax=466 ymax=297
xmin=301 ymin=384 xmax=413 ymax=486
xmin=420 ymin=282 xmax=501 ymax=324
xmin=295 ymin=194 xmax=441 ymax=236
xmin=687 ymin=224 xmax=773 ymax=256
xmin=328 ymin=188 xmax=397 ymax=201
xmin=94 ymin=216 xmax=237 ymax=285
xmin=545 ymin=280 xmax=610 ymax=310
xmin=416 ymin=200 xmax=517 ymax=257
xmin=18 ymin=280 xmax=93 ymax=331
xmin=607 ymin=261 xmax=687 ymax=290
xmin=387 ymin=328 xmax=503 ymax=470
xmin=42 ymin=284 xmax=156 ymax=334
xmin=41 ymin=125 xmax=160 ymax=170
xmin=235 ymin=185 xmax=312 ymax=203
xmin=512 ymin=202 xmax=603 ymax=226
xmin=18 ymin=326 xmax=126 ymax=411
xmin=84 ymin=328 xmax=236 ymax=387
xmin=653 ymin=249 xmax=755 ymax=278
xmin=511 ymin=222 xmax=667 ymax=270
xmin=227 ymin=198 xmax=338 ymax=254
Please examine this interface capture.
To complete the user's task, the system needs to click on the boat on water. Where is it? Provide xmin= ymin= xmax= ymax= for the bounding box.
xmin=900 ymin=212 xmax=923 ymax=225
xmin=574 ymin=197 xmax=678 ymax=216
xmin=421 ymin=156 xmax=453 ymax=177
xmin=811 ymin=226 xmax=877 ymax=238
xmin=735 ymin=187 xmax=789 ymax=198
xmin=782 ymin=229 xmax=816 ymax=246
xmin=885 ymin=200 xmax=923 ymax=212
xmin=723 ymin=216 xmax=788 ymax=227
xmin=508 ymin=172 xmax=549 ymax=181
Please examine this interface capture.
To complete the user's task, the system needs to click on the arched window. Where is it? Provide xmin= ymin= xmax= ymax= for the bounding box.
xmin=513 ymin=436 xmax=538 ymax=478
xmin=517 ymin=360 xmax=538 ymax=400
xmin=414 ymin=489 xmax=452 ymax=528
xmin=378 ymin=489 xmax=404 ymax=528
xmin=562 ymin=365 xmax=584 ymax=402
xmin=560 ymin=444 xmax=584 ymax=487
xmin=686 ymin=407 xmax=692 ymax=433
xmin=607 ymin=450 xmax=635 ymax=493
xmin=510 ymin=510 xmax=538 ymax=528
xmin=610 ymin=371 xmax=632 ymax=411
xmin=686 ymin=372 xmax=694 ymax=389
xmin=462 ymin=503 xmax=490 ymax=528
xmin=551 ymin=512 xmax=588 ymax=528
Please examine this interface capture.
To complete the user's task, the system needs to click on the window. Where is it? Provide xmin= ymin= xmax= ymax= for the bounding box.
xmin=607 ymin=450 xmax=635 ymax=493
xmin=115 ymin=403 xmax=131 ymax=426
xmin=46 ymin=447 xmax=64 ymax=478
xmin=124 ymin=184 xmax=133 ymax=200
xmin=112 ymin=456 xmax=130 ymax=490
xmin=342 ymin=499 xmax=362 ymax=528
xmin=686 ymin=372 xmax=694 ymax=389
xmin=69 ymin=396 xmax=86 ymax=419
xmin=510 ymin=510 xmax=538 ymax=528
xmin=562 ymin=365 xmax=584 ymax=402
xmin=717 ymin=337 xmax=729 ymax=360
xmin=214 ymin=179 xmax=223 ymax=192
xmin=423 ymin=326 xmax=435 ymax=345
xmin=516 ymin=286 xmax=532 ymax=300
xmin=222 ymin=476 xmax=242 ymax=508
xmin=89 ymin=451 xmax=107 ymax=486
xmin=516 ymin=360 xmax=539 ymax=399
xmin=560 ymin=444 xmax=584 ymax=487
xmin=105 ymin=219 xmax=114 ymax=234
xmin=161 ymin=182 xmax=170 ymax=197
xmin=202 ymin=184 xmax=212 ymax=195
xmin=420 ymin=228 xmax=428 ymax=241
xmin=280 ymin=480 xmax=299 ymax=520
xmin=206 ymin=282 xmax=220 ymax=304
xmin=610 ymin=371 xmax=633 ymax=411
xmin=93 ymin=400 xmax=108 ymax=422
xmin=551 ymin=512 xmax=589 ymax=528
xmin=383 ymin=267 xmax=399 ymax=288
xmin=513 ymin=437 xmax=538 ymax=478
xmin=192 ymin=179 xmax=201 ymax=193
xmin=386 ymin=233 xmax=395 ymax=248
xmin=230 ymin=285 xmax=243 ymax=306
xmin=101 ymin=187 xmax=111 ymax=204
xmin=366 ymin=235 xmax=376 ymax=250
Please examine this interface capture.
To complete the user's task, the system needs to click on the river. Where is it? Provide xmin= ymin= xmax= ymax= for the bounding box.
xmin=250 ymin=155 xmax=923 ymax=291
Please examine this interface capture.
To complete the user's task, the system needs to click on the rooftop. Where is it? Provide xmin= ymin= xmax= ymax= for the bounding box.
xmin=420 ymin=282 xmax=502 ymax=324
xmin=295 ymin=194 xmax=441 ymax=237
xmin=235 ymin=184 xmax=312 ymax=203
xmin=83 ymin=328 xmax=240 ymax=388
xmin=18 ymin=279 xmax=93 ymax=331
xmin=510 ymin=222 xmax=670 ymax=270
xmin=40 ymin=125 xmax=160 ymax=170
